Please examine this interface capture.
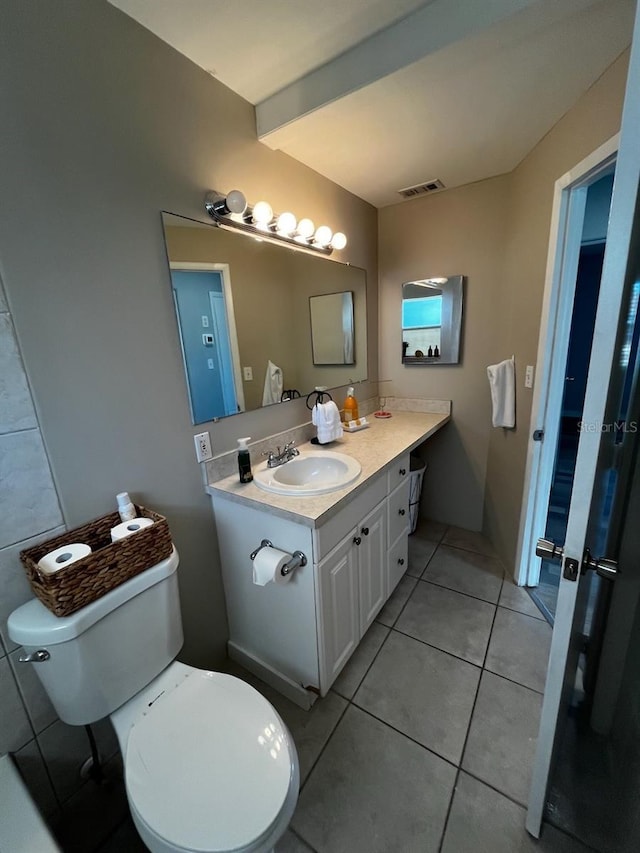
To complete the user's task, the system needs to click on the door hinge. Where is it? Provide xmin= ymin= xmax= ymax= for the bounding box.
xmin=533 ymin=429 xmax=544 ymax=442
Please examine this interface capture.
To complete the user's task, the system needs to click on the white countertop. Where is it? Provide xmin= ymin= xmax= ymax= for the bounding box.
xmin=206 ymin=411 xmax=450 ymax=527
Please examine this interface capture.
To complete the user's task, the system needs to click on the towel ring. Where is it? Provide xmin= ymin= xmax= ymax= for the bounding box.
xmin=306 ymin=388 xmax=333 ymax=410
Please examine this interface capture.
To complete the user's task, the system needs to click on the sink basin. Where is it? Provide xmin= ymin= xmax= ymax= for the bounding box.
xmin=252 ymin=450 xmax=361 ymax=497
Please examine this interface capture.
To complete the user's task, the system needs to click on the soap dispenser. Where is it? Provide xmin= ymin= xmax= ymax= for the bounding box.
xmin=237 ymin=437 xmax=253 ymax=483
xmin=343 ymin=386 xmax=359 ymax=422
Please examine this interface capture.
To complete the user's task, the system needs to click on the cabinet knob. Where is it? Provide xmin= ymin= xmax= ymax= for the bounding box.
xmin=353 ymin=536 xmax=362 ymax=546
xmin=399 ymin=468 xmax=406 ymax=476
xmin=362 ymin=527 xmax=369 ymax=536
xmin=398 ymin=558 xmax=405 ymax=566
xmin=398 ymin=508 xmax=406 ymax=516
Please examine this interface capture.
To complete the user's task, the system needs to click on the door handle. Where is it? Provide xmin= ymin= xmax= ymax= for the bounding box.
xmin=583 ymin=549 xmax=618 ymax=581
xmin=536 ymin=538 xmax=564 ymax=562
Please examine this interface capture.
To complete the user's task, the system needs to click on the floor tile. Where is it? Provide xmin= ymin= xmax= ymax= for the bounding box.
xmin=276 ymin=828 xmax=316 ymax=852
xmin=425 ymin=545 xmax=504 ymax=603
xmin=443 ymin=526 xmax=497 ymax=557
xmin=13 ymin=737 xmax=60 ymax=818
xmin=442 ymin=772 xmax=592 ymax=853
xmin=354 ymin=630 xmax=480 ymax=765
xmin=97 ymin=818 xmax=148 ymax=852
xmin=375 ymin=574 xmax=418 ymax=627
xmin=485 ymin=607 xmax=552 ymax=693
xmin=333 ymin=622 xmax=389 ymax=700
xmin=292 ymin=705 xmax=456 ymax=853
xmin=223 ymin=660 xmax=347 ymax=784
xmin=412 ymin=518 xmax=447 ymax=543
xmin=462 ymin=671 xmax=542 ymax=805
xmin=407 ymin=537 xmax=436 ymax=577
xmin=500 ymin=579 xmax=546 ymax=620
xmin=397 ymin=582 xmax=495 ymax=666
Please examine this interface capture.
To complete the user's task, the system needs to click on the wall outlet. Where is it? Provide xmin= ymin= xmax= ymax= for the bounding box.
xmin=243 ymin=366 xmax=253 ymax=381
xmin=525 ymin=364 xmax=535 ymax=389
xmin=194 ymin=431 xmax=213 ymax=463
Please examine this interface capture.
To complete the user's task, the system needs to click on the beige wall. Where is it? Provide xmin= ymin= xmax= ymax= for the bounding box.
xmin=0 ymin=0 xmax=377 ymax=677
xmin=379 ymin=50 xmax=629 ymax=561
xmin=484 ymin=50 xmax=630 ymax=572
xmin=379 ymin=175 xmax=511 ymax=531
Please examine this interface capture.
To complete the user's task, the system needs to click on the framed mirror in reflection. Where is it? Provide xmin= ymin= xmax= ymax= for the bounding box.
xmin=401 ymin=275 xmax=463 ymax=365
xmin=161 ymin=213 xmax=367 ymax=424
xmin=310 ymin=292 xmax=354 ymax=365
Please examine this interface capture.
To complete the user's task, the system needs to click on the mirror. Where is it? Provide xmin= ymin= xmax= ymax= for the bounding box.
xmin=310 ymin=292 xmax=354 ymax=365
xmin=161 ymin=213 xmax=367 ymax=424
xmin=401 ymin=275 xmax=463 ymax=365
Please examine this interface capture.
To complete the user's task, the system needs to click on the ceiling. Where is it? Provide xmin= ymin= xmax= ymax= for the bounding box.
xmin=109 ymin=0 xmax=635 ymax=208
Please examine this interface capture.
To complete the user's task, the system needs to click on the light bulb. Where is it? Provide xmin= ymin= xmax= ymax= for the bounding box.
xmin=314 ymin=225 xmax=332 ymax=247
xmin=296 ymin=218 xmax=315 ymax=240
xmin=252 ymin=200 xmax=273 ymax=227
xmin=276 ymin=211 xmax=297 ymax=235
xmin=330 ymin=232 xmax=347 ymax=250
xmin=225 ymin=189 xmax=247 ymax=215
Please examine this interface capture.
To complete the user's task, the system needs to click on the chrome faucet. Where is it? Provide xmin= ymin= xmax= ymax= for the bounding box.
xmin=263 ymin=441 xmax=300 ymax=468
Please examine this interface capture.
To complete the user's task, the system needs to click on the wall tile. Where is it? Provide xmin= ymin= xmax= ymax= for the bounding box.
xmin=0 ymin=525 xmax=66 ymax=652
xmin=13 ymin=737 xmax=60 ymax=818
xmin=0 ymin=429 xmax=63 ymax=547
xmin=0 ymin=655 xmax=33 ymax=753
xmin=0 ymin=313 xmax=37 ymax=434
xmin=0 ymin=633 xmax=5 ymax=659
xmin=9 ymin=647 xmax=58 ymax=734
xmin=0 ymin=276 xmax=7 ymax=312
xmin=38 ymin=717 xmax=119 ymax=804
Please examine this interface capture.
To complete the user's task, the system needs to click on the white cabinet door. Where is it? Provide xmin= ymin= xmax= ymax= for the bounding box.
xmin=388 ymin=530 xmax=409 ymax=596
xmin=317 ymin=533 xmax=359 ymax=691
xmin=357 ymin=501 xmax=387 ymax=635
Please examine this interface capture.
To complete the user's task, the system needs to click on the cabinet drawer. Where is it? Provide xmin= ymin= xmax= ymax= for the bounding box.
xmin=316 ymin=472 xmax=386 ymax=559
xmin=388 ymin=533 xmax=409 ymax=596
xmin=387 ymin=479 xmax=410 ymax=546
xmin=387 ymin=453 xmax=410 ymax=493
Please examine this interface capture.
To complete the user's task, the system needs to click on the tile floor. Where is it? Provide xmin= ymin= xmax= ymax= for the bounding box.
xmin=85 ymin=522 xmax=593 ymax=853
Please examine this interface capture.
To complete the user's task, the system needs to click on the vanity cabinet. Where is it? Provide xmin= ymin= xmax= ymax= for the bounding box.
xmin=210 ymin=452 xmax=413 ymax=709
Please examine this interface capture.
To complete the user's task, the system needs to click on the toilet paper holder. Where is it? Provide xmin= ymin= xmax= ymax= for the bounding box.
xmin=249 ymin=539 xmax=307 ymax=576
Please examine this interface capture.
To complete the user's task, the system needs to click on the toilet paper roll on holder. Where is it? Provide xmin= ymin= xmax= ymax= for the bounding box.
xmin=249 ymin=539 xmax=307 ymax=576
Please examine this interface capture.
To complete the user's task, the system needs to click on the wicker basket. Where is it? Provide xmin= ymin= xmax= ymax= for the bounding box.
xmin=20 ymin=505 xmax=173 ymax=617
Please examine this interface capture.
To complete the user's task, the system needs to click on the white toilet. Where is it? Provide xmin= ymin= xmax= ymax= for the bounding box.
xmin=8 ymin=548 xmax=299 ymax=853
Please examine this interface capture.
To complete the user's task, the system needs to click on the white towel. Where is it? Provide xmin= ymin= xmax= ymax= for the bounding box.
xmin=487 ymin=358 xmax=515 ymax=428
xmin=262 ymin=360 xmax=283 ymax=406
xmin=313 ymin=401 xmax=343 ymax=443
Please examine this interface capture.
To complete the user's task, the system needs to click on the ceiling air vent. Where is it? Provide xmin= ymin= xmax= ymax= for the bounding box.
xmin=397 ymin=179 xmax=445 ymax=199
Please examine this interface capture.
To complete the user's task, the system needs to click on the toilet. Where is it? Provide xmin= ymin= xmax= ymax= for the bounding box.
xmin=8 ymin=548 xmax=299 ymax=853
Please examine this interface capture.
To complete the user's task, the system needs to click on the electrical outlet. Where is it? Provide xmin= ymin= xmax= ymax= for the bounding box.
xmin=194 ymin=431 xmax=213 ymax=463
xmin=243 ymin=366 xmax=253 ymax=381
xmin=525 ymin=365 xmax=535 ymax=389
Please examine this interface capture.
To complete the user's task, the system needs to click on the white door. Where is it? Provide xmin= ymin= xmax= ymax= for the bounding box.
xmin=357 ymin=501 xmax=387 ymax=635
xmin=527 ymin=4 xmax=640 ymax=835
xmin=317 ymin=534 xmax=359 ymax=692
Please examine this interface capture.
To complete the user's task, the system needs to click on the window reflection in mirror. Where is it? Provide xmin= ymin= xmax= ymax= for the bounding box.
xmin=401 ymin=275 xmax=463 ymax=365
xmin=161 ymin=213 xmax=367 ymax=424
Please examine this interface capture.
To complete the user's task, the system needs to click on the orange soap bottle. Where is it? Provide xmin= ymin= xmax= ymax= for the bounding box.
xmin=343 ymin=386 xmax=359 ymax=423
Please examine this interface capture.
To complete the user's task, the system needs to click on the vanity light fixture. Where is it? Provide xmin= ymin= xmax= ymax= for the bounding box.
xmin=205 ymin=190 xmax=347 ymax=255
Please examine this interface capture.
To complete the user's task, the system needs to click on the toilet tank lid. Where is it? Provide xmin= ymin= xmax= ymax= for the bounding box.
xmin=8 ymin=547 xmax=179 ymax=646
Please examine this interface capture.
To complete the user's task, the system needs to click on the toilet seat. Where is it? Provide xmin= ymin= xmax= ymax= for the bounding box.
xmin=123 ymin=669 xmax=298 ymax=853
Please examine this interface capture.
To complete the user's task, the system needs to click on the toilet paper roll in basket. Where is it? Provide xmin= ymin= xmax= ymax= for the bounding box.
xmin=37 ymin=543 xmax=92 ymax=576
xmin=110 ymin=517 xmax=154 ymax=542
xmin=252 ymin=546 xmax=293 ymax=586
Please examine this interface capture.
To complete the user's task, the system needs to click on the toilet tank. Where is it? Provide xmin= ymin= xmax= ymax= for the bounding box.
xmin=8 ymin=548 xmax=183 ymax=726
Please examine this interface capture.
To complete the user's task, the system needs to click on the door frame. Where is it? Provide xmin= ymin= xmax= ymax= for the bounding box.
xmin=169 ymin=262 xmax=246 ymax=415
xmin=515 ymin=135 xmax=619 ymax=587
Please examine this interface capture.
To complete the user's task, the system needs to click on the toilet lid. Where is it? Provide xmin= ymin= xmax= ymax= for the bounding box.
xmin=125 ymin=670 xmax=295 ymax=852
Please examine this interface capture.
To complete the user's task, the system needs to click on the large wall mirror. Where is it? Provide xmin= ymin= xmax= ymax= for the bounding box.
xmin=161 ymin=213 xmax=367 ymax=424
xmin=401 ymin=275 xmax=463 ymax=365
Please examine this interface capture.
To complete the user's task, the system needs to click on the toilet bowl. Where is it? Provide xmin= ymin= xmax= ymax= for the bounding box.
xmin=111 ymin=661 xmax=299 ymax=853
xmin=8 ymin=548 xmax=299 ymax=853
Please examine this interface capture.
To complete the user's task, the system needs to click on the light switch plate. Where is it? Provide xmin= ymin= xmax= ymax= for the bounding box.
xmin=194 ymin=431 xmax=213 ymax=463
xmin=525 ymin=365 xmax=535 ymax=388
xmin=243 ymin=366 xmax=253 ymax=381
